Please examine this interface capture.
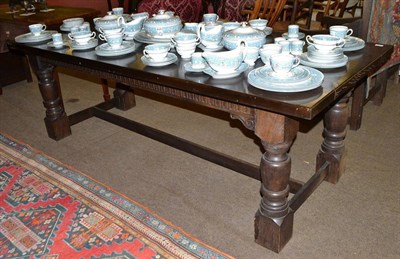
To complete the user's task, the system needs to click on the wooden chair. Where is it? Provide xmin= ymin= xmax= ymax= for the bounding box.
xmin=241 ymin=0 xmax=288 ymax=27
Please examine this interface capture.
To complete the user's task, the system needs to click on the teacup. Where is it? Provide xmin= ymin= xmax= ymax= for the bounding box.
xmin=112 ymin=7 xmax=124 ymax=15
xmin=78 ymin=22 xmax=91 ymax=32
xmin=278 ymin=40 xmax=290 ymax=54
xmin=68 ymin=31 xmax=96 ymax=45
xmin=306 ymin=34 xmax=345 ymax=52
xmin=183 ymin=22 xmax=199 ymax=33
xmin=329 ymin=25 xmax=353 ymax=39
xmin=99 ymin=32 xmax=125 ymax=48
xmin=29 ymin=23 xmax=46 ymax=36
xmin=249 ymin=18 xmax=268 ymax=31
xmin=290 ymin=39 xmax=305 ymax=55
xmin=51 ymin=33 xmax=63 ymax=46
xmin=274 ymin=37 xmax=286 ymax=44
xmin=244 ymin=47 xmax=260 ymax=66
xmin=176 ymin=44 xmax=197 ymax=59
xmin=171 ymin=32 xmax=199 ymax=45
xmin=99 ymin=27 xmax=125 ymax=36
xmin=191 ymin=52 xmax=206 ymax=69
xmin=143 ymin=43 xmax=171 ymax=61
xmin=270 ymin=53 xmax=300 ymax=75
xmin=62 ymin=17 xmax=84 ymax=28
xmin=203 ymin=13 xmax=219 ymax=24
xmin=288 ymin=24 xmax=299 ymax=38
xmin=259 ymin=43 xmax=282 ymax=65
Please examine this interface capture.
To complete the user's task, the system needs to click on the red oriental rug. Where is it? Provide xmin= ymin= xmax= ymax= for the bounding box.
xmin=0 ymin=132 xmax=234 ymax=259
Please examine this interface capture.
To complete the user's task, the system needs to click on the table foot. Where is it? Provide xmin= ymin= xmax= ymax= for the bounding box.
xmin=317 ymin=94 xmax=350 ymax=184
xmin=113 ymin=83 xmax=136 ymax=111
xmin=255 ymin=209 xmax=293 ymax=253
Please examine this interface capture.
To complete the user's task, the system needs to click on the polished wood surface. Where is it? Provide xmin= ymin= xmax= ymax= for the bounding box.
xmin=8 ymin=37 xmax=393 ymax=253
xmin=0 ymin=6 xmax=100 ymax=30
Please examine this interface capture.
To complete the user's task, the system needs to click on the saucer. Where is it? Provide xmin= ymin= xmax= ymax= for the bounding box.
xmin=198 ymin=43 xmax=224 ymax=52
xmin=184 ymin=62 xmax=207 ymax=73
xmin=60 ymin=24 xmax=73 ymax=32
xmin=343 ymin=36 xmax=365 ymax=52
xmin=203 ymin=63 xmax=249 ymax=79
xmin=300 ymin=53 xmax=348 ymax=68
xmin=248 ymin=65 xmax=324 ymax=92
xmin=47 ymin=40 xmax=68 ymax=49
xmin=141 ymin=53 xmax=178 ymax=67
xmin=282 ymin=32 xmax=305 ymax=40
xmin=15 ymin=30 xmax=57 ymax=43
xmin=71 ymin=38 xmax=98 ymax=50
xmin=95 ymin=41 xmax=136 ymax=57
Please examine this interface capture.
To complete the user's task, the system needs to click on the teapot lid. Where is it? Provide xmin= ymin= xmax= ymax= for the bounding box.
xmin=224 ymin=22 xmax=265 ymax=40
xmin=145 ymin=10 xmax=181 ymax=25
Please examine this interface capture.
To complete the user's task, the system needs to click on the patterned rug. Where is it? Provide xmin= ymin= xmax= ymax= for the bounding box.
xmin=0 ymin=132 xmax=234 ymax=259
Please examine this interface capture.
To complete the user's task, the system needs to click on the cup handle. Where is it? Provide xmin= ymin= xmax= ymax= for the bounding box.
xmin=90 ymin=31 xmax=96 ymax=39
xmin=305 ymin=35 xmax=313 ymax=45
xmin=143 ymin=50 xmax=150 ymax=58
xmin=171 ymin=38 xmax=177 ymax=45
xmin=216 ymin=15 xmax=219 ymax=21
xmin=98 ymin=33 xmax=106 ymax=41
xmin=42 ymin=24 xmax=47 ymax=31
xmin=347 ymin=29 xmax=353 ymax=37
xmin=197 ymin=23 xmax=205 ymax=40
xmin=67 ymin=33 xmax=74 ymax=40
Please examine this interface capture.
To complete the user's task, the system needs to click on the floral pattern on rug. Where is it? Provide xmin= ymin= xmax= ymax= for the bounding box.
xmin=0 ymin=133 xmax=234 ymax=259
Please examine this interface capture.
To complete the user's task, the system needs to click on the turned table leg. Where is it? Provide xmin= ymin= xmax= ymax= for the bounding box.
xmin=253 ymin=110 xmax=299 ymax=253
xmin=29 ymin=56 xmax=71 ymax=140
xmin=317 ymin=93 xmax=350 ymax=184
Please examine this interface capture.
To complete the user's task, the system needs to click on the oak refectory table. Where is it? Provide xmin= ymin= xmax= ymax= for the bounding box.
xmin=8 ymin=38 xmax=393 ymax=253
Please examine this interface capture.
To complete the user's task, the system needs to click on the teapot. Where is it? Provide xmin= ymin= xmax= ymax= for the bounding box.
xmin=93 ymin=11 xmax=124 ymax=31
xmin=197 ymin=23 xmax=224 ymax=48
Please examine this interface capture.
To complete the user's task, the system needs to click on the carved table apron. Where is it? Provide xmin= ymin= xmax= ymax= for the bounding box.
xmin=9 ymin=40 xmax=393 ymax=253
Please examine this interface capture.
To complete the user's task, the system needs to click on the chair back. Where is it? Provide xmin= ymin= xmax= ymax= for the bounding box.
xmin=241 ymin=0 xmax=287 ymax=27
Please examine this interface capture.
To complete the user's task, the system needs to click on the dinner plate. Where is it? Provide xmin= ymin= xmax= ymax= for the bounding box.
xmin=71 ymin=38 xmax=98 ymax=50
xmin=95 ymin=41 xmax=136 ymax=57
xmin=203 ymin=63 xmax=249 ymax=79
xmin=15 ymin=30 xmax=57 ymax=43
xmin=300 ymin=53 xmax=348 ymax=68
xmin=141 ymin=53 xmax=178 ymax=67
xmin=248 ymin=65 xmax=324 ymax=92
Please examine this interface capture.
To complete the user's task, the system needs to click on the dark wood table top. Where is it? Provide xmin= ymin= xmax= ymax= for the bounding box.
xmin=0 ymin=6 xmax=100 ymax=29
xmin=8 ymin=37 xmax=393 ymax=120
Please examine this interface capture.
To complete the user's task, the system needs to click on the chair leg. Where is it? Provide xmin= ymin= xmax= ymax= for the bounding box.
xmin=101 ymin=78 xmax=111 ymax=101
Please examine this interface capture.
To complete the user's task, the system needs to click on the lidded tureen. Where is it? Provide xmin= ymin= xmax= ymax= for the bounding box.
xmin=93 ymin=11 xmax=124 ymax=31
xmin=143 ymin=10 xmax=182 ymax=38
xmin=223 ymin=22 xmax=267 ymax=50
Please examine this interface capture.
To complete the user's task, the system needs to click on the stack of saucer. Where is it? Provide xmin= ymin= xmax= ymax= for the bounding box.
xmin=343 ymin=36 xmax=365 ymax=52
xmin=307 ymin=45 xmax=345 ymax=63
